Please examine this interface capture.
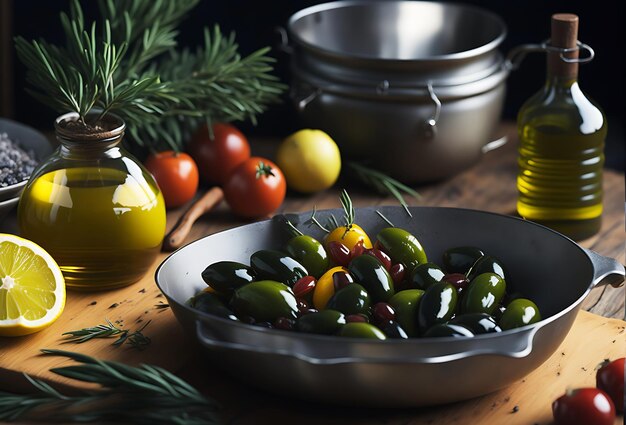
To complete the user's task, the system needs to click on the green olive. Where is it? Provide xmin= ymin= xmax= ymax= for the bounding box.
xmin=466 ymin=255 xmax=506 ymax=281
xmin=376 ymin=227 xmax=427 ymax=271
xmin=336 ymin=322 xmax=387 ymax=340
xmin=250 ymin=250 xmax=308 ymax=287
xmin=442 ymin=246 xmax=485 ymax=274
xmin=296 ymin=310 xmax=346 ymax=335
xmin=190 ymin=291 xmax=239 ymax=321
xmin=417 ymin=282 xmax=458 ymax=333
xmin=201 ymin=261 xmax=256 ymax=294
xmin=388 ymin=289 xmax=424 ymax=337
xmin=286 ymin=235 xmax=329 ymax=279
xmin=348 ymin=254 xmax=395 ymax=302
xmin=461 ymin=273 xmax=506 ymax=315
xmin=499 ymin=298 xmax=541 ymax=330
xmin=408 ymin=262 xmax=445 ymax=290
xmin=230 ymin=280 xmax=298 ymax=322
xmin=450 ymin=313 xmax=501 ymax=334
xmin=423 ymin=323 xmax=474 ymax=338
xmin=326 ymin=283 xmax=371 ymax=316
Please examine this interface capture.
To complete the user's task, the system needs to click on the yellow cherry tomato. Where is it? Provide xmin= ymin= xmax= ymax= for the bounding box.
xmin=313 ymin=266 xmax=348 ymax=310
xmin=324 ymin=224 xmax=373 ymax=252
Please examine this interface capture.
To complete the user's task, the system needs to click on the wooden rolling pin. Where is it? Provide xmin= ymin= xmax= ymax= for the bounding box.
xmin=162 ymin=186 xmax=224 ymax=251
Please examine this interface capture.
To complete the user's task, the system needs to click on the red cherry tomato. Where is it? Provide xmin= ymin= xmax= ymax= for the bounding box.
xmin=144 ymin=151 xmax=199 ymax=208
xmin=596 ymin=357 xmax=624 ymax=413
xmin=223 ymin=157 xmax=286 ymax=218
xmin=552 ymin=388 xmax=616 ymax=425
xmin=188 ymin=122 xmax=251 ymax=185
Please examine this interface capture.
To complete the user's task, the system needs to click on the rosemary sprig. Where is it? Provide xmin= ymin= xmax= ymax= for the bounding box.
xmin=0 ymin=349 xmax=221 ymax=424
xmin=62 ymin=319 xmax=151 ymax=350
xmin=284 ymin=218 xmax=304 ymax=238
xmin=339 ymin=189 xmax=355 ymax=228
xmin=339 ymin=189 xmax=355 ymax=239
xmin=346 ymin=162 xmax=421 ymax=217
xmin=375 ymin=210 xmax=395 ymax=227
xmin=306 ymin=206 xmax=331 ymax=233
xmin=14 ymin=0 xmax=285 ymax=153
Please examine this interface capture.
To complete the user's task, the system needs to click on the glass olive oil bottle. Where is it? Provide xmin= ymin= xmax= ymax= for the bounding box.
xmin=18 ymin=113 xmax=166 ymax=290
xmin=517 ymin=14 xmax=605 ymax=240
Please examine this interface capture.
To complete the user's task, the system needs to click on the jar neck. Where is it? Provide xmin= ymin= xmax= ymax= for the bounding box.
xmin=57 ymin=139 xmax=124 ymax=160
xmin=54 ymin=111 xmax=127 ymax=160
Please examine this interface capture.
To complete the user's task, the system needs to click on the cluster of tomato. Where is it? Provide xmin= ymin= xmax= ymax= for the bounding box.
xmin=552 ymin=357 xmax=624 ymax=425
xmin=144 ymin=123 xmax=286 ymax=218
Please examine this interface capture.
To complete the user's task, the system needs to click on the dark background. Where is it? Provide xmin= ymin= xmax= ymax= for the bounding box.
xmin=9 ymin=0 xmax=625 ymax=169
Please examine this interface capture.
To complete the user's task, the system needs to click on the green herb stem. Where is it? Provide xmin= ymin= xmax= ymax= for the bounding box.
xmin=63 ymin=319 xmax=151 ymax=350
xmin=0 ymin=350 xmax=221 ymax=424
xmin=346 ymin=162 xmax=421 ymax=217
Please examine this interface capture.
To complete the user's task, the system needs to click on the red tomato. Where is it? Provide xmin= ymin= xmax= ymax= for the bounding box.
xmin=188 ymin=122 xmax=250 ymax=185
xmin=596 ymin=357 xmax=624 ymax=413
xmin=145 ymin=151 xmax=199 ymax=208
xmin=223 ymin=157 xmax=286 ymax=218
xmin=552 ymin=388 xmax=616 ymax=425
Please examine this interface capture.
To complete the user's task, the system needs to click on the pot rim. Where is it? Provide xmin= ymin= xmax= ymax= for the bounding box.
xmin=291 ymin=61 xmax=509 ymax=100
xmin=287 ymin=0 xmax=508 ymax=64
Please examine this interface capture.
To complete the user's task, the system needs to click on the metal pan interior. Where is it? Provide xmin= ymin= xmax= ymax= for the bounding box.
xmin=157 ymin=206 xmax=594 ymax=347
xmin=288 ymin=1 xmax=507 ymax=61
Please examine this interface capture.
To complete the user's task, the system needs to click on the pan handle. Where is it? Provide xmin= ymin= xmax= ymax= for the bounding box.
xmin=584 ymin=248 xmax=625 ymax=288
xmin=195 ymin=320 xmax=541 ymax=365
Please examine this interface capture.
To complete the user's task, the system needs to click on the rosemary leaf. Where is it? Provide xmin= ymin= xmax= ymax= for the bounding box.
xmin=15 ymin=0 xmax=285 ymax=154
xmin=0 ymin=350 xmax=221 ymax=424
xmin=63 ymin=319 xmax=151 ymax=350
xmin=346 ymin=162 xmax=421 ymax=217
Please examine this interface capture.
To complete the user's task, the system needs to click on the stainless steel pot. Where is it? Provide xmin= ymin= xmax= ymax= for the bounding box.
xmin=284 ymin=1 xmax=510 ymax=183
xmin=155 ymin=207 xmax=624 ymax=407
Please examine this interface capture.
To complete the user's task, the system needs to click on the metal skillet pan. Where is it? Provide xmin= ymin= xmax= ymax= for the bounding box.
xmin=155 ymin=207 xmax=624 ymax=407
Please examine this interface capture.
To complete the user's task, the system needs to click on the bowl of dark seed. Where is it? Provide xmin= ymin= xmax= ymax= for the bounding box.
xmin=0 ymin=118 xmax=52 ymax=220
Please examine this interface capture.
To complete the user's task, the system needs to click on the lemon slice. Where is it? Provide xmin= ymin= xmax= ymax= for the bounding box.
xmin=0 ymin=233 xmax=65 ymax=336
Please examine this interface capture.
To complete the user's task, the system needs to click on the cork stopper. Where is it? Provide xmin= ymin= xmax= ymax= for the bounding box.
xmin=548 ymin=13 xmax=579 ymax=78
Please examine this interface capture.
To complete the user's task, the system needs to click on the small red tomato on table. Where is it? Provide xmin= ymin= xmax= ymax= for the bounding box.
xmin=223 ymin=157 xmax=286 ymax=219
xmin=596 ymin=357 xmax=624 ymax=413
xmin=144 ymin=151 xmax=199 ymax=208
xmin=552 ymin=388 xmax=616 ymax=425
xmin=188 ymin=122 xmax=251 ymax=185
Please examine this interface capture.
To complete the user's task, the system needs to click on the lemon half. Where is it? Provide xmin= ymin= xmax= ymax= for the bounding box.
xmin=0 ymin=234 xmax=65 ymax=336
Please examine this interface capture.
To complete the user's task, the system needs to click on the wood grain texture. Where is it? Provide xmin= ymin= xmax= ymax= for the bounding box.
xmin=0 ymin=279 xmax=186 ymax=393
xmin=0 ymin=122 xmax=623 ymax=425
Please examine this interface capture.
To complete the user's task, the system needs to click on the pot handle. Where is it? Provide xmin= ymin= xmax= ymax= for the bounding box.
xmin=274 ymin=26 xmax=293 ymax=55
xmin=505 ymin=40 xmax=595 ymax=71
xmin=195 ymin=319 xmax=540 ymax=365
xmin=583 ymin=248 xmax=625 ymax=288
xmin=419 ymin=83 xmax=441 ymax=139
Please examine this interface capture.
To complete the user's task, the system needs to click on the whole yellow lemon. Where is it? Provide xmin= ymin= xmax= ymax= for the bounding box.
xmin=276 ymin=129 xmax=341 ymax=193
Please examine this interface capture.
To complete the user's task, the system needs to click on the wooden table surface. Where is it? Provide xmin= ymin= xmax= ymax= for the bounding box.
xmin=0 ymin=121 xmax=623 ymax=424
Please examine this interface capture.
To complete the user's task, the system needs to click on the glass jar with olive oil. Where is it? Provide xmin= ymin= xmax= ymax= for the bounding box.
xmin=18 ymin=112 xmax=166 ymax=290
xmin=517 ymin=14 xmax=605 ymax=240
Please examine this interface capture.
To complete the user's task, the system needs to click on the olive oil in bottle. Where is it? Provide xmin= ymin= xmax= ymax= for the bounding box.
xmin=516 ymin=14 xmax=606 ymax=240
xmin=18 ymin=113 xmax=166 ymax=290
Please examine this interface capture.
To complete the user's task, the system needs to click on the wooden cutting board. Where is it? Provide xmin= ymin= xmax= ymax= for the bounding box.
xmin=0 ymin=253 xmax=187 ymax=393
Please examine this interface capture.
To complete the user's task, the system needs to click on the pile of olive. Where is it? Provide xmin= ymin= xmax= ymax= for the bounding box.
xmin=189 ymin=225 xmax=542 ymax=340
